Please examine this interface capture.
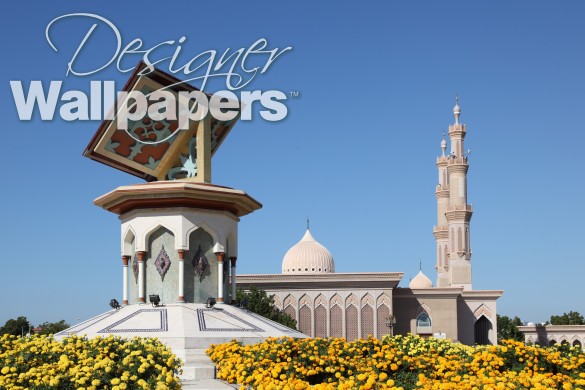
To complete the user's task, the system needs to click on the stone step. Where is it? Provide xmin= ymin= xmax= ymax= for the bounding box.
xmin=179 ymin=364 xmax=217 ymax=381
xmin=183 ymin=349 xmax=215 ymax=365
xmin=180 ymin=379 xmax=239 ymax=389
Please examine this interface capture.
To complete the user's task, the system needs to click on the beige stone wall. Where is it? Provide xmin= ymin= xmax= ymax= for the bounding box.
xmin=519 ymin=325 xmax=585 ymax=347
xmin=457 ymin=294 xmax=499 ymax=345
xmin=261 ymin=288 xmax=394 ymax=341
xmin=393 ymin=289 xmax=459 ymax=341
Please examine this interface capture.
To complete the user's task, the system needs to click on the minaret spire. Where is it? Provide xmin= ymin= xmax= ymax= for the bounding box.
xmin=441 ymin=131 xmax=447 ymax=157
xmin=453 ymin=95 xmax=461 ymax=125
xmin=306 ymin=217 xmax=309 ymax=231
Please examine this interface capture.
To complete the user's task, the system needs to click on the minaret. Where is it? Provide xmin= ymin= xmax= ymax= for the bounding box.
xmin=434 ymin=130 xmax=450 ymax=287
xmin=444 ymin=96 xmax=473 ymax=290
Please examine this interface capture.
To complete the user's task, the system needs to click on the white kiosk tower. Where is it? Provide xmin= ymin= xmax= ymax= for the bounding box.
xmin=56 ymin=63 xmax=306 ymax=379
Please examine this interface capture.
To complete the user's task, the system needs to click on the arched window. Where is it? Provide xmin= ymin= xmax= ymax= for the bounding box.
xmin=416 ymin=313 xmax=431 ymax=327
xmin=458 ymin=228 xmax=463 ymax=251
xmin=416 ymin=312 xmax=432 ymax=334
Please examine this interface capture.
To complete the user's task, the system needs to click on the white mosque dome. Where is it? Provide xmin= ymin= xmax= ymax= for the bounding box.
xmin=282 ymin=229 xmax=335 ymax=274
xmin=409 ymin=270 xmax=433 ymax=289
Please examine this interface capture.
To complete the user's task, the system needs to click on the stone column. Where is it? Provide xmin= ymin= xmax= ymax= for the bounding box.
xmin=137 ymin=251 xmax=146 ymax=303
xmin=230 ymin=257 xmax=237 ymax=304
xmin=216 ymin=252 xmax=225 ymax=303
xmin=178 ymin=250 xmax=186 ymax=303
xmin=122 ymin=256 xmax=130 ymax=305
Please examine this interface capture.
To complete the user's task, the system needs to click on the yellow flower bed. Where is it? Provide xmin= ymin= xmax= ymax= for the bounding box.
xmin=0 ymin=334 xmax=182 ymax=390
xmin=207 ymin=334 xmax=585 ymax=390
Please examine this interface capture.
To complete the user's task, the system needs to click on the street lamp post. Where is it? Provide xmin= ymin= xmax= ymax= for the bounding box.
xmin=385 ymin=314 xmax=397 ymax=337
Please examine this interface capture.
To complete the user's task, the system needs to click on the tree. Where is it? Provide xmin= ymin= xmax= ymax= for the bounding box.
xmin=235 ymin=286 xmax=297 ymax=329
xmin=550 ymin=311 xmax=585 ymax=325
xmin=497 ymin=315 xmax=524 ymax=343
xmin=36 ymin=320 xmax=70 ymax=335
xmin=0 ymin=316 xmax=32 ymax=336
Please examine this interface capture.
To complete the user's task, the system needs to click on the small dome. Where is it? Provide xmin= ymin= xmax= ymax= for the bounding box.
xmin=282 ymin=229 xmax=335 ymax=274
xmin=409 ymin=270 xmax=433 ymax=289
xmin=441 ymin=138 xmax=448 ymax=148
xmin=453 ymin=102 xmax=461 ymax=115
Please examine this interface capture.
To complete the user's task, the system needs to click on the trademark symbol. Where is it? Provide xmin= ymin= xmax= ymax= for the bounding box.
xmin=289 ymin=91 xmax=300 ymax=98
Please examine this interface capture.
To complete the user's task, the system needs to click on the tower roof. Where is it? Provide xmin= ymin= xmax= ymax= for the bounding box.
xmin=453 ymin=95 xmax=461 ymax=124
xmin=282 ymin=229 xmax=335 ymax=274
xmin=409 ymin=270 xmax=433 ymax=289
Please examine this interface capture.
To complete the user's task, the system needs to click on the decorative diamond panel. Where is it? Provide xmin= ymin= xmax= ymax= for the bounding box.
xmin=155 ymin=246 xmax=171 ymax=281
xmin=193 ymin=245 xmax=208 ymax=279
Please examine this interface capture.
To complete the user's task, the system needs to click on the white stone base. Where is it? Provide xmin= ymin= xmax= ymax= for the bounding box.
xmin=55 ymin=303 xmax=307 ymax=380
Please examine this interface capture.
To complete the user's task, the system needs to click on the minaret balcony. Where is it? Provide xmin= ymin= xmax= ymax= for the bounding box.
xmin=448 ymin=123 xmax=467 ymax=136
xmin=433 ymin=225 xmax=449 ymax=240
xmin=447 ymin=157 xmax=468 ymax=165
xmin=445 ymin=204 xmax=473 ymax=222
xmin=435 ymin=184 xmax=450 ymax=192
xmin=436 ymin=156 xmax=450 ymax=166
xmin=446 ymin=204 xmax=473 ymax=212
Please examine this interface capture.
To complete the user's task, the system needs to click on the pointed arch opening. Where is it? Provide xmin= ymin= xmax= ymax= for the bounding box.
xmin=474 ymin=315 xmax=492 ymax=345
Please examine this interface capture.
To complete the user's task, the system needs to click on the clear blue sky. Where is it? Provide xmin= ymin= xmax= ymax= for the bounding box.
xmin=1 ymin=1 xmax=583 ymax=326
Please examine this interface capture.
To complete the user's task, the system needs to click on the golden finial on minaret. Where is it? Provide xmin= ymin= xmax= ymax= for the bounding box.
xmin=453 ymin=94 xmax=461 ymax=125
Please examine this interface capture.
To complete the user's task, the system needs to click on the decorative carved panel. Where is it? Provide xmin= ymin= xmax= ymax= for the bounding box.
xmin=376 ymin=294 xmax=390 ymax=307
xmin=474 ymin=305 xmax=492 ymax=319
xmin=299 ymin=306 xmax=312 ymax=336
xmin=361 ymin=305 xmax=374 ymax=339
xmin=346 ymin=294 xmax=358 ymax=308
xmin=330 ymin=294 xmax=343 ymax=307
xmin=284 ymin=295 xmax=297 ymax=308
xmin=284 ymin=305 xmax=296 ymax=321
xmin=299 ymin=295 xmax=312 ymax=308
xmin=330 ymin=305 xmax=343 ymax=338
xmin=346 ymin=305 xmax=358 ymax=342
xmin=377 ymin=305 xmax=390 ymax=339
xmin=315 ymin=305 xmax=327 ymax=338
xmin=361 ymin=294 xmax=374 ymax=308
xmin=273 ymin=297 xmax=282 ymax=309
xmin=315 ymin=294 xmax=327 ymax=308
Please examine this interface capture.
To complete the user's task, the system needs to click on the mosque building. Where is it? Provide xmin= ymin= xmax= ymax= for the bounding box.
xmin=237 ymin=98 xmax=503 ymax=345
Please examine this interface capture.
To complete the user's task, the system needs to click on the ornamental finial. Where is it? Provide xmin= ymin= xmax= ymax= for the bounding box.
xmin=307 ymin=217 xmax=309 ymax=231
xmin=441 ymin=131 xmax=447 ymax=156
xmin=453 ymin=94 xmax=461 ymax=125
